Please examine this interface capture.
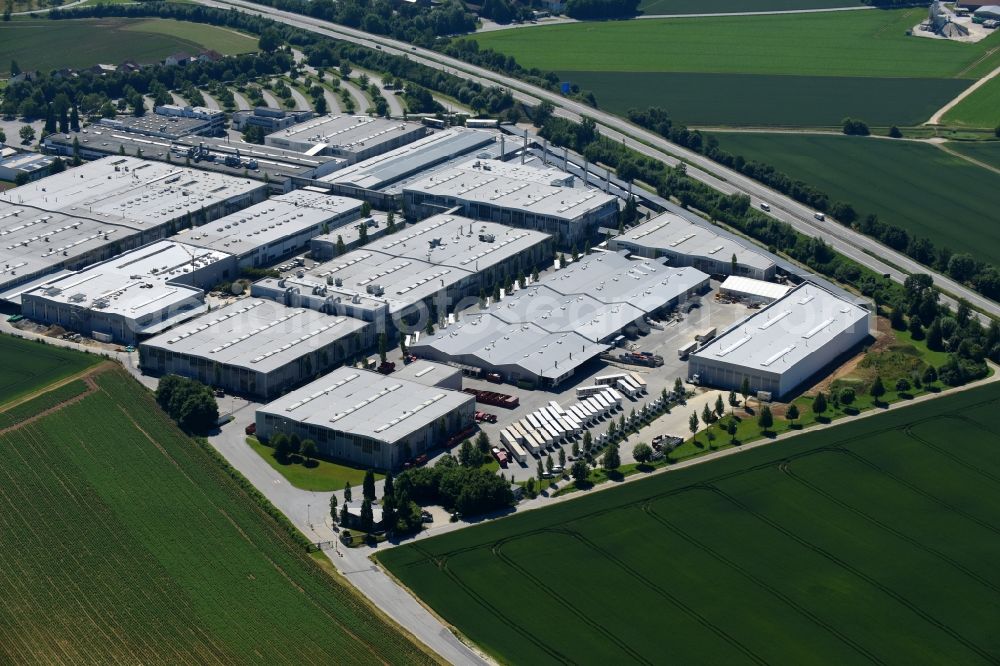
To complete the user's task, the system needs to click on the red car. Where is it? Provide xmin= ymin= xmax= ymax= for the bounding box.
xmin=245 ymin=423 xmax=257 ymax=436
xmin=490 ymin=447 xmax=509 ymax=466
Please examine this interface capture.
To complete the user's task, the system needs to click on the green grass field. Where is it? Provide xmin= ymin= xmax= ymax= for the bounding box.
xmin=247 ymin=436 xmax=385 ymax=491
xmin=474 ymin=9 xmax=999 ymax=127
xmin=710 ymin=132 xmax=1000 ymax=265
xmin=948 ymin=140 xmax=1000 ymax=170
xmin=0 ymin=335 xmax=97 ymax=406
xmin=565 ymin=71 xmax=966 ymax=126
xmin=0 ymin=367 xmax=436 ymax=664
xmin=0 ymin=18 xmax=257 ymax=75
xmin=379 ymin=383 xmax=1000 ymax=665
xmin=638 ymin=0 xmax=863 ymax=15
xmin=941 ymin=76 xmax=1000 ymax=129
xmin=474 ymin=9 xmax=1000 ymax=77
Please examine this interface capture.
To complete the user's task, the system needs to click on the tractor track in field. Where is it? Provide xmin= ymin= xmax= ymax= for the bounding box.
xmin=0 ymin=363 xmax=116 ymax=437
xmin=704 ymin=483 xmax=1000 ymax=664
xmin=641 ymin=493 xmax=886 ymax=665
xmin=777 ymin=457 xmax=1000 ymax=595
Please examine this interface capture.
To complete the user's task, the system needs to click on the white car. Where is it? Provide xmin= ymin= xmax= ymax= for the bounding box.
xmin=759 ymin=202 xmax=770 ymax=212
xmin=814 ymin=212 xmax=826 ymax=221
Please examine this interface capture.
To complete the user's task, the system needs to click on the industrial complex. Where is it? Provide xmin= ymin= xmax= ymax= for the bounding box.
xmin=4 ymin=121 xmax=879 ymax=475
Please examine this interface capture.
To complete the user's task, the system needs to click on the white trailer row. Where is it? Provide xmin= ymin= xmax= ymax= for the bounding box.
xmin=499 ymin=389 xmax=627 ymax=461
xmin=593 ymin=372 xmax=647 ymax=399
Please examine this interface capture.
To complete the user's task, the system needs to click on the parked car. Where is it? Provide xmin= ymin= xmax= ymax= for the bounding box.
xmin=245 ymin=423 xmax=256 ymax=436
xmin=420 ymin=510 xmax=433 ymax=523
xmin=214 ymin=388 xmax=225 ymax=397
xmin=485 ymin=372 xmax=503 ymax=384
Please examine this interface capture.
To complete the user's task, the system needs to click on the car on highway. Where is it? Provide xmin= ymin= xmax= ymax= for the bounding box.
xmin=759 ymin=202 xmax=770 ymax=212
xmin=814 ymin=212 xmax=826 ymax=221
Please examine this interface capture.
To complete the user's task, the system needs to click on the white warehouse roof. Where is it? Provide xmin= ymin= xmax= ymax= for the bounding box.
xmin=720 ymin=276 xmax=791 ymax=301
xmin=258 ymin=367 xmax=473 ymax=445
xmin=691 ymin=282 xmax=870 ymax=372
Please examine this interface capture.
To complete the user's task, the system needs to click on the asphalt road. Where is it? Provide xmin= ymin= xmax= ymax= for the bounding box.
xmin=194 ymin=0 xmax=999 ymax=323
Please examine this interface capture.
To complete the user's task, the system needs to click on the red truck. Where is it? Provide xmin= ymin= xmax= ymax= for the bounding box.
xmin=491 ymin=447 xmax=509 ymax=466
xmin=475 ymin=411 xmax=498 ymax=424
xmin=463 ymin=388 xmax=519 ymax=409
xmin=377 ymin=361 xmax=396 ymax=374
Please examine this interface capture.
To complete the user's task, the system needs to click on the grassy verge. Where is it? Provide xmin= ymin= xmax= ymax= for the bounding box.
xmin=246 ymin=436 xmax=384 ymax=491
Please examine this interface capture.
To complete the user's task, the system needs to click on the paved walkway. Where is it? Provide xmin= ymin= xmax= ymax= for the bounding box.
xmin=926 ymin=63 xmax=1000 ymax=125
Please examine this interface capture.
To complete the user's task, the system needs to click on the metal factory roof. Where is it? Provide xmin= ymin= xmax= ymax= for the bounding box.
xmin=691 ymin=282 xmax=870 ymax=372
xmin=404 ymin=157 xmax=618 ymax=221
xmin=319 ymin=128 xmax=497 ymax=191
xmin=176 ymin=190 xmax=362 ymax=256
xmin=142 ymin=298 xmax=368 ymax=374
xmin=545 ymin=251 xmax=709 ymax=314
xmin=258 ymin=367 xmax=473 ymax=444
xmin=0 ymin=156 xmax=263 ymax=229
xmin=266 ymin=114 xmax=424 ymax=153
xmin=23 ymin=240 xmax=226 ymax=325
xmin=613 ymin=211 xmax=775 ymax=272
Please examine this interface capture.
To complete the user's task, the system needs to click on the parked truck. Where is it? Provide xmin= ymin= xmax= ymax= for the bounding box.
xmin=463 ymin=388 xmax=520 ymax=409
xmin=678 ymin=340 xmax=698 ymax=359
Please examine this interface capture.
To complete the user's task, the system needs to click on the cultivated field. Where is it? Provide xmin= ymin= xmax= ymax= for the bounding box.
xmin=474 ymin=9 xmax=999 ymax=127
xmin=0 ymin=18 xmax=257 ymax=75
xmin=710 ymin=132 xmax=1000 ymax=265
xmin=0 ymin=366 xmax=437 ymax=664
xmin=566 ymin=71 xmax=964 ymax=127
xmin=941 ymin=76 xmax=1000 ymax=129
xmin=638 ymin=0 xmax=863 ymax=15
xmin=949 ymin=140 xmax=1000 ymax=170
xmin=0 ymin=335 xmax=97 ymax=406
xmin=380 ymin=383 xmax=1000 ymax=665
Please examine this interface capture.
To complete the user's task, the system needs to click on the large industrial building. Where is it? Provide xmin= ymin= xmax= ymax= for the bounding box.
xmin=402 ymin=157 xmax=619 ymax=246
xmin=317 ymin=128 xmax=500 ymax=205
xmin=0 ymin=157 xmax=265 ymax=298
xmin=20 ymin=240 xmax=233 ymax=343
xmin=411 ymin=252 xmax=710 ymax=387
xmin=175 ymin=189 xmax=363 ymax=269
xmin=252 ymin=214 xmax=552 ymax=333
xmin=688 ymin=282 xmax=872 ymax=399
xmin=608 ymin=211 xmax=776 ymax=280
xmin=97 ymin=114 xmax=216 ymax=141
xmin=264 ymin=115 xmax=427 ymax=163
xmin=139 ymin=298 xmax=373 ymax=399
xmin=255 ymin=367 xmax=475 ymax=469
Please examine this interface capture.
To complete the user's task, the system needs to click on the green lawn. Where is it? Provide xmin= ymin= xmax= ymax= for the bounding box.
xmin=709 ymin=132 xmax=1000 ymax=265
xmin=379 ymin=382 xmax=1000 ymax=665
xmin=941 ymin=76 xmax=1000 ymax=129
xmin=564 ymin=71 xmax=966 ymax=127
xmin=0 ymin=334 xmax=97 ymax=406
xmin=948 ymin=140 xmax=1000 ymax=170
xmin=0 ymin=18 xmax=256 ymax=75
xmin=474 ymin=9 xmax=1000 ymax=78
xmin=638 ymin=0 xmax=863 ymax=15
xmin=0 ymin=367 xmax=435 ymax=664
xmin=247 ymin=436 xmax=384 ymax=492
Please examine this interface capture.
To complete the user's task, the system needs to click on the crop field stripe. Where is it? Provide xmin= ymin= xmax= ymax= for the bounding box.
xmin=704 ymin=482 xmax=997 ymax=663
xmin=640 ymin=498 xmax=885 ymax=664
xmin=902 ymin=418 xmax=1000 ymax=485
xmin=778 ymin=455 xmax=1000 ymax=593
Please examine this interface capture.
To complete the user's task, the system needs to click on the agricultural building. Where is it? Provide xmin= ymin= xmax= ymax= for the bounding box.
xmin=20 ymin=240 xmax=233 ymax=343
xmin=264 ymin=115 xmax=427 ymax=163
xmin=608 ymin=211 xmax=775 ymax=279
xmin=255 ymin=367 xmax=475 ymax=469
xmin=139 ymin=298 xmax=372 ymax=400
xmin=411 ymin=252 xmax=709 ymax=387
xmin=719 ymin=276 xmax=791 ymax=304
xmin=0 ymin=156 xmax=265 ymax=297
xmin=688 ymin=282 xmax=872 ymax=399
xmin=175 ymin=189 xmax=363 ymax=269
xmin=252 ymin=214 xmax=552 ymax=333
xmin=402 ymin=157 xmax=619 ymax=246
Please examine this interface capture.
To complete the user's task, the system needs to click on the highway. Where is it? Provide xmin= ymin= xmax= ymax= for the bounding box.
xmin=195 ymin=0 xmax=999 ymax=321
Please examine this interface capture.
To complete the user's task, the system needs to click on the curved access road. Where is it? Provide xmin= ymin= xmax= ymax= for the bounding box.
xmin=194 ymin=0 xmax=999 ymax=322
